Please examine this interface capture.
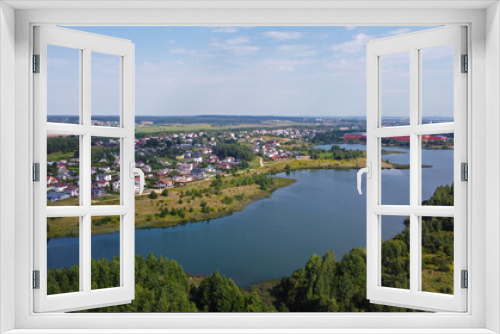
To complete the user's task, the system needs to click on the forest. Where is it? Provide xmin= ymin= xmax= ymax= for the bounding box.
xmin=47 ymin=135 xmax=79 ymax=155
xmin=310 ymin=130 xmax=353 ymax=144
xmin=47 ymin=185 xmax=454 ymax=312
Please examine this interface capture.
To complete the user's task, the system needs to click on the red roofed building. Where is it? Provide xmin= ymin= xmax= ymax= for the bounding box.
xmin=344 ymin=132 xmax=367 ymax=140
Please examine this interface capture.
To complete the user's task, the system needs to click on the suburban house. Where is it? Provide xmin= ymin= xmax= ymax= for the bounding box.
xmin=53 ymin=182 xmax=68 ymax=192
xmin=191 ymin=168 xmax=206 ymax=179
xmin=218 ymin=162 xmax=232 ymax=169
xmin=47 ymin=192 xmax=70 ymax=202
xmin=95 ymin=174 xmax=112 ymax=182
xmin=91 ymin=188 xmax=107 ymax=198
xmin=154 ymin=179 xmax=173 ymax=188
xmin=64 ymin=186 xmax=79 ymax=198
xmin=95 ymin=180 xmax=109 ymax=188
xmin=46 ymin=176 xmax=57 ymax=186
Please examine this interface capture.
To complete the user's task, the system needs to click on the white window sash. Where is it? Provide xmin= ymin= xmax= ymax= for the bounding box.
xmin=33 ymin=26 xmax=136 ymax=313
xmin=366 ymin=26 xmax=467 ymax=312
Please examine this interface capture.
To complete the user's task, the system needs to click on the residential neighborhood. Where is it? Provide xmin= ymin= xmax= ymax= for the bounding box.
xmin=46 ymin=121 xmax=370 ymax=204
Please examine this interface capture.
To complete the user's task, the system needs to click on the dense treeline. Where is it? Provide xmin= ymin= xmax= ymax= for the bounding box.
xmin=310 ymin=130 xmax=352 ymax=144
xmin=305 ymin=145 xmax=365 ymax=160
xmin=213 ymin=144 xmax=253 ymax=162
xmin=191 ymin=270 xmax=275 ymax=312
xmin=47 ymin=136 xmax=79 ymax=155
xmin=47 ymin=184 xmax=454 ymax=312
xmin=330 ymin=145 xmax=365 ymax=160
xmin=83 ymin=254 xmax=197 ymax=312
xmin=277 ymin=249 xmax=410 ymax=312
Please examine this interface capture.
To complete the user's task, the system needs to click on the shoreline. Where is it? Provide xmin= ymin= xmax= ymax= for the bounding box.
xmin=47 ymin=160 xmax=409 ymax=240
xmin=47 ymin=177 xmax=296 ymax=239
xmin=47 ymin=147 xmax=427 ymax=240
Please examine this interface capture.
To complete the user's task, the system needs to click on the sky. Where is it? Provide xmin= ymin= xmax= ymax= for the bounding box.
xmin=47 ymin=26 xmax=454 ymax=118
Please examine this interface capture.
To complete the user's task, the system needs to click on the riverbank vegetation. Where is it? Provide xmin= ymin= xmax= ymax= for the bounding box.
xmin=47 ymin=174 xmax=295 ymax=239
xmin=47 ymin=184 xmax=454 ymax=312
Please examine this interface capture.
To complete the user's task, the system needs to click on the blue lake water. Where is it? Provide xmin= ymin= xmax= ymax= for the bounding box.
xmin=47 ymin=144 xmax=453 ymax=287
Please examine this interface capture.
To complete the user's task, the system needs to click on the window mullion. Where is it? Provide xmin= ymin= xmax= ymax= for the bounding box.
xmin=409 ymin=47 xmax=420 ymax=294
xmin=82 ymin=48 xmax=92 ymax=294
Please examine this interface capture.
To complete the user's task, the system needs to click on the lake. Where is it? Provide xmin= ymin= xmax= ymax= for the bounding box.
xmin=47 ymin=144 xmax=454 ymax=287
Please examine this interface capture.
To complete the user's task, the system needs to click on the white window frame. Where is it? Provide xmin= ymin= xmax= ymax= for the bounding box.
xmin=1 ymin=2 xmax=499 ymax=333
xmin=33 ymin=26 xmax=136 ymax=313
xmin=365 ymin=26 xmax=467 ymax=312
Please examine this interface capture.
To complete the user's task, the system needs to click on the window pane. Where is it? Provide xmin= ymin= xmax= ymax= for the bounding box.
xmin=91 ymin=52 xmax=121 ymax=127
xmin=91 ymin=215 xmax=121 ymax=290
xmin=91 ymin=137 xmax=121 ymax=205
xmin=381 ymin=137 xmax=410 ymax=205
xmin=381 ymin=215 xmax=410 ymax=290
xmin=421 ymin=45 xmax=454 ymax=124
xmin=421 ymin=216 xmax=454 ymax=295
xmin=47 ymin=45 xmax=80 ymax=124
xmin=47 ymin=217 xmax=80 ymax=295
xmin=421 ymin=134 xmax=454 ymax=206
xmin=380 ymin=52 xmax=410 ymax=127
xmin=47 ymin=134 xmax=80 ymax=206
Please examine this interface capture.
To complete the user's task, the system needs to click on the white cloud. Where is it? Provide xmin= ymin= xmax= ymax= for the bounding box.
xmin=211 ymin=27 xmax=239 ymax=33
xmin=277 ymin=45 xmax=318 ymax=58
xmin=389 ymin=28 xmax=411 ymax=35
xmin=345 ymin=26 xmax=357 ymax=31
xmin=263 ymin=31 xmax=304 ymax=40
xmin=211 ymin=37 xmax=259 ymax=56
xmin=331 ymin=33 xmax=371 ymax=54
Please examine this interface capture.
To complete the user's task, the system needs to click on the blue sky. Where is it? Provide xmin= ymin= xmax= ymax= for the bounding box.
xmin=47 ymin=26 xmax=453 ymax=118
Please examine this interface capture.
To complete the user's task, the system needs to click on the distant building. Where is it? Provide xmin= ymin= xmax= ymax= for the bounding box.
xmin=296 ymin=155 xmax=311 ymax=160
xmin=154 ymin=179 xmax=173 ymax=188
xmin=95 ymin=180 xmax=109 ymax=188
xmin=53 ymin=182 xmax=69 ymax=192
xmin=343 ymin=132 xmax=367 ymax=140
xmin=47 ymin=176 xmax=58 ymax=186
xmin=91 ymin=188 xmax=107 ymax=198
xmin=191 ymin=168 xmax=206 ymax=179
xmin=422 ymin=135 xmax=447 ymax=141
xmin=64 ymin=186 xmax=79 ymax=197
xmin=47 ymin=192 xmax=70 ymax=202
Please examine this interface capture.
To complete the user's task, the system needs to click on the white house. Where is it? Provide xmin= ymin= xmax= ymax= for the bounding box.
xmin=64 ymin=186 xmax=79 ymax=197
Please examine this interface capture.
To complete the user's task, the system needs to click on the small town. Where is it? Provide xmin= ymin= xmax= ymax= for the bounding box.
xmin=46 ymin=118 xmax=452 ymax=205
xmin=46 ymin=123 xmax=362 ymax=204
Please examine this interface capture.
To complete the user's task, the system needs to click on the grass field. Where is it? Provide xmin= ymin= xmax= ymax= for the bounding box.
xmin=134 ymin=122 xmax=315 ymax=135
xmin=47 ymin=151 xmax=75 ymax=162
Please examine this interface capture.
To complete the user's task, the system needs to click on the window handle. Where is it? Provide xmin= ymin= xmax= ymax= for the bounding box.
xmin=357 ymin=162 xmax=371 ymax=195
xmin=130 ymin=162 xmax=145 ymax=195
